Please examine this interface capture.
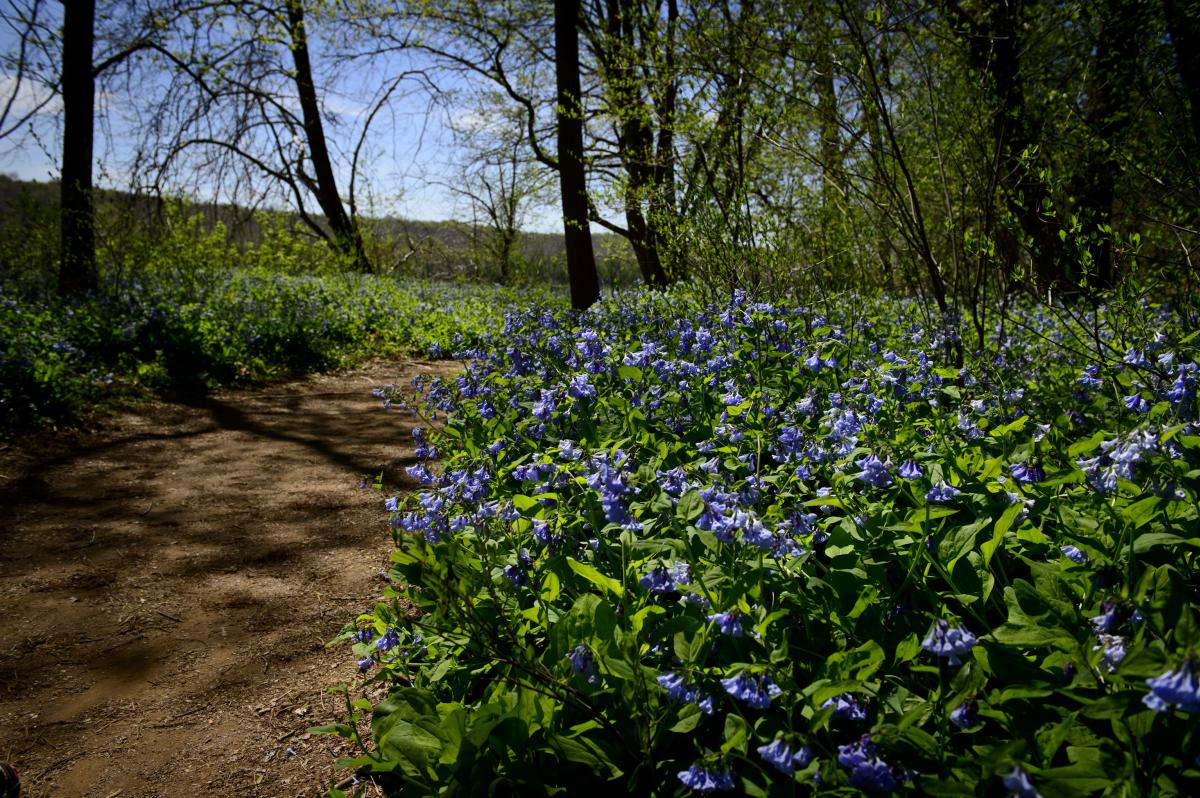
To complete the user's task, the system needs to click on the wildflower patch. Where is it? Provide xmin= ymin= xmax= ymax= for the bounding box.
xmin=336 ymin=289 xmax=1200 ymax=796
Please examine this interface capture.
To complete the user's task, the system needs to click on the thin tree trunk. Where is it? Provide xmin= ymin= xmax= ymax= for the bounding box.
xmin=1164 ymin=0 xmax=1200 ymax=148
xmin=650 ymin=0 xmax=678 ymax=279
xmin=59 ymin=0 xmax=96 ymax=297
xmin=946 ymin=0 xmax=1064 ymax=290
xmin=1075 ymin=0 xmax=1144 ymax=289
xmin=555 ymin=0 xmax=600 ymax=310
xmin=285 ymin=0 xmax=370 ymax=272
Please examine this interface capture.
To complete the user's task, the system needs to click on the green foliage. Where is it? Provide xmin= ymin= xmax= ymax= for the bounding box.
xmin=336 ymin=284 xmax=1200 ymax=795
xmin=0 ymin=267 xmax=557 ymax=431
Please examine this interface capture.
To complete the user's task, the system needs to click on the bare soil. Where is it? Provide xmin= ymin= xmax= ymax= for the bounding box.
xmin=0 ymin=359 xmax=456 ymax=798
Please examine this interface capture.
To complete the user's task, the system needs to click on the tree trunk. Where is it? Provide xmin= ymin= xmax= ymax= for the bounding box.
xmin=650 ymin=0 xmax=678 ymax=279
xmin=59 ymin=0 xmax=97 ymax=298
xmin=814 ymin=11 xmax=842 ymax=273
xmin=617 ymin=0 xmax=668 ymax=288
xmin=285 ymin=0 xmax=370 ymax=272
xmin=555 ymin=0 xmax=600 ymax=310
xmin=1074 ymin=0 xmax=1145 ymax=289
xmin=1165 ymin=0 xmax=1200 ymax=148
xmin=947 ymin=0 xmax=1064 ymax=290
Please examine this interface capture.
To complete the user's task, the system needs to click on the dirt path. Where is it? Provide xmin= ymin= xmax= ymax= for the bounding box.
xmin=0 ymin=359 xmax=454 ymax=797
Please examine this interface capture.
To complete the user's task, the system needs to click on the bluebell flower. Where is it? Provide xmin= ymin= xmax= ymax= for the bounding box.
xmin=898 ymin=459 xmax=923 ymax=479
xmin=721 ymin=673 xmax=781 ymax=709
xmin=640 ymin=562 xmax=690 ymax=593
xmin=1077 ymin=366 xmax=1102 ymax=390
xmin=720 ymin=382 xmax=746 ymax=406
xmin=376 ymin=629 xmax=401 ymax=652
xmin=405 ymin=464 xmax=437 ymax=485
xmin=1090 ymin=600 xmax=1141 ymax=632
xmin=854 ymin=454 xmax=893 ymax=488
xmin=1060 ymin=545 xmax=1088 ymax=564
xmin=567 ymin=374 xmax=596 ymax=399
xmin=353 ymin=628 xmax=373 ymax=644
xmin=922 ymin=619 xmax=976 ymax=665
xmin=1123 ymin=347 xmax=1150 ymax=368
xmin=957 ymin=412 xmax=984 ymax=440
xmin=1143 ymin=661 xmax=1200 ymax=713
xmin=1123 ymin=393 xmax=1151 ymax=414
xmin=503 ymin=563 xmax=527 ymax=588
xmin=1094 ymin=634 xmax=1126 ymax=673
xmin=950 ymin=698 xmax=979 ymax=728
xmin=756 ymin=738 xmax=814 ymax=774
xmin=511 ymin=463 xmax=540 ymax=482
xmin=567 ymin=645 xmax=596 ymax=682
xmin=576 ymin=328 xmax=605 ymax=359
xmin=357 ymin=656 xmax=374 ymax=672
xmin=707 ymin=610 xmax=744 ymax=637
xmin=1003 ymin=766 xmax=1042 ymax=798
xmin=657 ymin=671 xmax=692 ymax=701
xmin=926 ymin=481 xmax=960 ymax=502
xmin=677 ymin=763 xmax=735 ymax=792
xmin=657 ymin=671 xmax=715 ymax=714
xmin=1009 ymin=462 xmax=1044 ymax=485
xmin=837 ymin=735 xmax=905 ymax=792
xmin=532 ymin=388 xmax=557 ymax=420
xmin=821 ymin=692 xmax=869 ymax=722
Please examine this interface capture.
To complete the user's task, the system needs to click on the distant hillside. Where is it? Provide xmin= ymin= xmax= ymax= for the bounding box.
xmin=0 ymin=175 xmax=639 ymax=287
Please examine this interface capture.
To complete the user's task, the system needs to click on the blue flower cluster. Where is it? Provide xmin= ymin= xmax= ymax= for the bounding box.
xmin=360 ymin=286 xmax=1200 ymax=794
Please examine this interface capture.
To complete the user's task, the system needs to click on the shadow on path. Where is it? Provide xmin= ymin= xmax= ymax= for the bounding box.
xmin=0 ymin=359 xmax=460 ymax=798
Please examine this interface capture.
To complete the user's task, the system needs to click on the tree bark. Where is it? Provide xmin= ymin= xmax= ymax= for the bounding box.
xmin=555 ymin=0 xmax=600 ymax=310
xmin=59 ymin=0 xmax=97 ymax=297
xmin=650 ymin=0 xmax=679 ymax=279
xmin=946 ymin=0 xmax=1064 ymax=290
xmin=285 ymin=0 xmax=371 ymax=272
xmin=612 ymin=0 xmax=668 ymax=288
xmin=1164 ymin=0 xmax=1200 ymax=150
xmin=1074 ymin=0 xmax=1146 ymax=288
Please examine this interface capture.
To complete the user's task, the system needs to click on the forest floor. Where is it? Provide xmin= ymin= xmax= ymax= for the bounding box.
xmin=0 ymin=359 xmax=456 ymax=798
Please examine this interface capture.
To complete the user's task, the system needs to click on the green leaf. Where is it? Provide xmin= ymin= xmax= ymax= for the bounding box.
xmin=552 ymin=734 xmax=623 ymax=779
xmin=1123 ymin=496 xmax=1161 ymax=529
xmin=373 ymin=689 xmax=447 ymax=778
xmin=894 ymin=633 xmax=921 ymax=664
xmin=567 ymin=558 xmax=624 ymax=598
xmin=617 ymin=365 xmax=643 ymax=380
xmin=1035 ymin=711 xmax=1077 ymax=761
xmin=981 ymin=502 xmax=1024 ymax=565
xmin=991 ymin=415 xmax=1030 ymax=436
xmin=669 ymin=703 xmax=703 ymax=733
xmin=309 ymin=723 xmax=355 ymax=738
xmin=674 ymin=628 xmax=705 ymax=663
xmin=540 ymin=570 xmax=562 ymax=601
xmin=1132 ymin=532 xmax=1194 ymax=554
xmin=991 ymin=581 xmax=1080 ymax=649
xmin=940 ymin=517 xmax=989 ymax=565
xmin=512 ymin=493 xmax=541 ymax=513
xmin=677 ymin=489 xmax=704 ymax=521
xmin=1068 ymin=431 xmax=1107 ymax=458
xmin=721 ymin=713 xmax=750 ymax=754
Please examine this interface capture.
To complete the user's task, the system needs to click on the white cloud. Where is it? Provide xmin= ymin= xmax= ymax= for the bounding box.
xmin=0 ymin=72 xmax=61 ymax=121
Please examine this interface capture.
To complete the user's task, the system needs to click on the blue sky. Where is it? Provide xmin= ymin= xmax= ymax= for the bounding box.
xmin=0 ymin=6 xmax=566 ymax=232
